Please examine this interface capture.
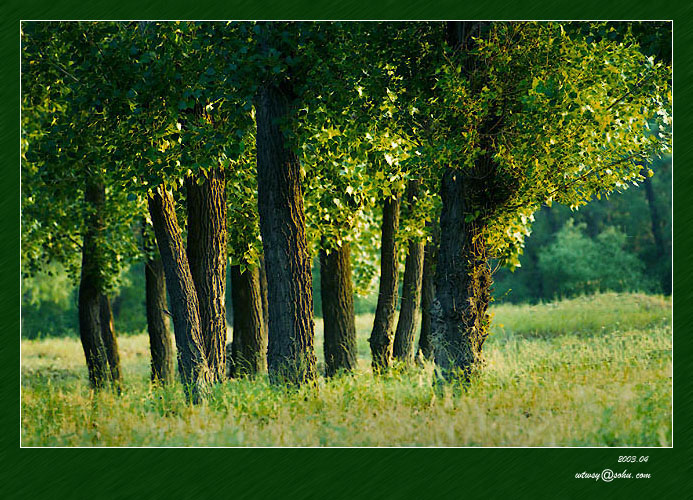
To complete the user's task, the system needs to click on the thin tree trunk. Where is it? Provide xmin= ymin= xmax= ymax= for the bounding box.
xmin=320 ymin=241 xmax=358 ymax=376
xmin=544 ymin=204 xmax=559 ymax=234
xmin=432 ymin=169 xmax=492 ymax=380
xmin=78 ymin=178 xmax=112 ymax=389
xmin=99 ymin=294 xmax=122 ymax=391
xmin=641 ymin=167 xmax=670 ymax=293
xmin=258 ymin=254 xmax=269 ymax=339
xmin=255 ymin=82 xmax=316 ymax=385
xmin=643 ymin=174 xmax=665 ymax=259
xmin=230 ymin=264 xmax=266 ymax=377
xmin=369 ymin=194 xmax=401 ymax=372
xmin=148 ymin=186 xmax=210 ymax=402
xmin=144 ymin=246 xmax=175 ymax=385
xmin=186 ymin=167 xmax=228 ymax=383
xmin=418 ymin=226 xmax=438 ymax=361
xmin=393 ymin=238 xmax=425 ymax=363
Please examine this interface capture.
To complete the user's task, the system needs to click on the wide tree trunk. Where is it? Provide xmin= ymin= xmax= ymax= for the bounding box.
xmin=186 ymin=167 xmax=228 ymax=383
xmin=369 ymin=194 xmax=401 ymax=372
xmin=144 ymin=249 xmax=175 ymax=385
xmin=255 ymin=83 xmax=316 ymax=385
xmin=78 ymin=178 xmax=114 ymax=389
xmin=99 ymin=294 xmax=122 ymax=391
xmin=320 ymin=241 xmax=358 ymax=376
xmin=430 ymin=21 xmax=499 ymax=380
xmin=148 ymin=186 xmax=211 ymax=402
xmin=230 ymin=264 xmax=266 ymax=377
xmin=393 ymin=238 xmax=425 ymax=363
xmin=432 ymin=170 xmax=492 ymax=380
xmin=418 ymin=228 xmax=438 ymax=361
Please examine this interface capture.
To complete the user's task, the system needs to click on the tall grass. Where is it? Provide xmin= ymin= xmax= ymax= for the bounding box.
xmin=21 ymin=292 xmax=672 ymax=446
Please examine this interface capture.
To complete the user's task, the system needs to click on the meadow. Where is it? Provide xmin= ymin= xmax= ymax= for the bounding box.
xmin=21 ymin=292 xmax=672 ymax=447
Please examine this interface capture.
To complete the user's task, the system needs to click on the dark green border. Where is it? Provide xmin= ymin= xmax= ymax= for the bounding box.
xmin=4 ymin=2 xmax=691 ymax=498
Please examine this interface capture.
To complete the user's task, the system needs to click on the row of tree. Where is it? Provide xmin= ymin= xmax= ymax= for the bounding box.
xmin=22 ymin=21 xmax=671 ymax=401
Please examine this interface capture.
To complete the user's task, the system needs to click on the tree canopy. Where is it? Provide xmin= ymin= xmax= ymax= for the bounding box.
xmin=21 ymin=20 xmax=671 ymax=392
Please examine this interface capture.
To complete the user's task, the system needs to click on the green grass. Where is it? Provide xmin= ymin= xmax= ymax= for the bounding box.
xmin=21 ymin=292 xmax=672 ymax=447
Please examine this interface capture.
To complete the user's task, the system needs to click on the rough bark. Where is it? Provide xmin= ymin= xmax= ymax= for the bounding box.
xmin=430 ymin=21 xmax=502 ymax=380
xmin=78 ymin=178 xmax=113 ymax=389
xmin=369 ymin=194 xmax=401 ymax=372
xmin=99 ymin=294 xmax=122 ymax=391
xmin=186 ymin=168 xmax=228 ymax=383
xmin=432 ymin=169 xmax=492 ymax=380
xmin=393 ymin=238 xmax=425 ymax=363
xmin=144 ymin=249 xmax=175 ymax=385
xmin=320 ymin=241 xmax=358 ymax=376
xmin=418 ymin=227 xmax=438 ymax=361
xmin=148 ymin=186 xmax=211 ymax=402
xmin=230 ymin=264 xmax=267 ymax=377
xmin=255 ymin=83 xmax=316 ymax=385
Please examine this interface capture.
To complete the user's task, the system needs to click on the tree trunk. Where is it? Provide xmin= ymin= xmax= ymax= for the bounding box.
xmin=320 ymin=241 xmax=358 ymax=376
xmin=186 ymin=168 xmax=228 ymax=383
xmin=148 ymin=186 xmax=210 ymax=402
xmin=144 ymin=248 xmax=175 ymax=385
xmin=643 ymin=175 xmax=665 ymax=258
xmin=255 ymin=83 xmax=316 ymax=385
xmin=393 ymin=238 xmax=425 ymax=363
xmin=641 ymin=168 xmax=670 ymax=293
xmin=369 ymin=194 xmax=401 ymax=372
xmin=99 ymin=294 xmax=122 ymax=391
xmin=230 ymin=264 xmax=266 ymax=377
xmin=258 ymin=254 xmax=269 ymax=339
xmin=432 ymin=170 xmax=492 ymax=380
xmin=78 ymin=178 xmax=113 ymax=389
xmin=430 ymin=21 xmax=499 ymax=380
xmin=418 ymin=227 xmax=438 ymax=361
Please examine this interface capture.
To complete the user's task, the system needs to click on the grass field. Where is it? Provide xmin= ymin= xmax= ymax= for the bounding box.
xmin=21 ymin=292 xmax=672 ymax=447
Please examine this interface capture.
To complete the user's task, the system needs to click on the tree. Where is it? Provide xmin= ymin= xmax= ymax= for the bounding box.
xmin=369 ymin=193 xmax=401 ymax=371
xmin=393 ymin=182 xmax=426 ymax=363
xmin=417 ymin=224 xmax=438 ymax=360
xmin=537 ymin=219 xmax=650 ymax=297
xmin=298 ymin=22 xmax=395 ymax=375
xmin=320 ymin=240 xmax=358 ymax=376
xmin=21 ymin=22 xmax=141 ymax=390
xmin=254 ymin=22 xmax=318 ymax=384
xmin=186 ymin=166 xmax=228 ymax=383
xmin=426 ymin=21 xmax=671 ymax=379
xmin=122 ymin=22 xmax=258 ymax=397
xmin=148 ymin=187 xmax=211 ymax=401
xmin=78 ymin=178 xmax=121 ymax=389
xmin=225 ymin=139 xmax=267 ymax=378
xmin=229 ymin=264 xmax=266 ymax=376
xmin=143 ymin=223 xmax=175 ymax=385
xmin=393 ymin=240 xmax=424 ymax=363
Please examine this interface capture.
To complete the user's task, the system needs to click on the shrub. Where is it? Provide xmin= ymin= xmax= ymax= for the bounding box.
xmin=538 ymin=219 xmax=652 ymax=298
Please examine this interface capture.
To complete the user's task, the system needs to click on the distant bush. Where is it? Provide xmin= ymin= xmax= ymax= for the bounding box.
xmin=538 ymin=219 xmax=653 ymax=299
xmin=21 ymin=263 xmax=147 ymax=339
xmin=22 ymin=264 xmax=79 ymax=339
